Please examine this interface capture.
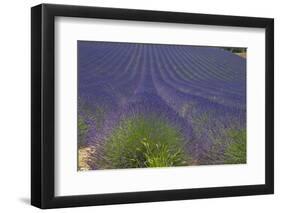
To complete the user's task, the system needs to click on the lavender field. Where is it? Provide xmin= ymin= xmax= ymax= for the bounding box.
xmin=77 ymin=41 xmax=246 ymax=171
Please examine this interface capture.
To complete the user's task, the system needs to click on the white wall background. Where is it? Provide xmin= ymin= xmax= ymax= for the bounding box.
xmin=0 ymin=0 xmax=279 ymax=212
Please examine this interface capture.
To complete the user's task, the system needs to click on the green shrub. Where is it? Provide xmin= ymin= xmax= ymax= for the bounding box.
xmin=78 ymin=116 xmax=89 ymax=147
xmin=97 ymin=115 xmax=189 ymax=169
xmin=224 ymin=129 xmax=246 ymax=164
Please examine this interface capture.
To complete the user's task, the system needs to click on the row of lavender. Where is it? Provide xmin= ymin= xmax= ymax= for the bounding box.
xmin=78 ymin=41 xmax=246 ymax=168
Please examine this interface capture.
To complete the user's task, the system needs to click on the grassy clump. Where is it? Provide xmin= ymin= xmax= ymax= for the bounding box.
xmin=78 ymin=116 xmax=89 ymax=147
xmin=224 ymin=129 xmax=246 ymax=164
xmin=97 ymin=115 xmax=189 ymax=169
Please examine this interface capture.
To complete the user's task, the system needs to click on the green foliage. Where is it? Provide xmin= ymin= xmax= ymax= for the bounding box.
xmin=78 ymin=116 xmax=89 ymax=147
xmin=78 ymin=98 xmax=106 ymax=130
xmin=97 ymin=115 xmax=189 ymax=169
xmin=224 ymin=129 xmax=246 ymax=164
xmin=141 ymin=138 xmax=187 ymax=167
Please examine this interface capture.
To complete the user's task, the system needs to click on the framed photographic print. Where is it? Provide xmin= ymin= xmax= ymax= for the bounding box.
xmin=31 ymin=3 xmax=274 ymax=209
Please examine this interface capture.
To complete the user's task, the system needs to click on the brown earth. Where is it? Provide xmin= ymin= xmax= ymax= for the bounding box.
xmin=78 ymin=146 xmax=96 ymax=171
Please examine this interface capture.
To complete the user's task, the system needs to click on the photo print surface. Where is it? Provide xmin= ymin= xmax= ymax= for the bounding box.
xmin=77 ymin=41 xmax=246 ymax=171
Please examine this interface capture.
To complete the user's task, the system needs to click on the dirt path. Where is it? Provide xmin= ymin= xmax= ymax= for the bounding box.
xmin=78 ymin=146 xmax=96 ymax=171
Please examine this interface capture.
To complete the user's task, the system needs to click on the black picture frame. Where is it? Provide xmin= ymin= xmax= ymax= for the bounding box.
xmin=31 ymin=3 xmax=274 ymax=209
